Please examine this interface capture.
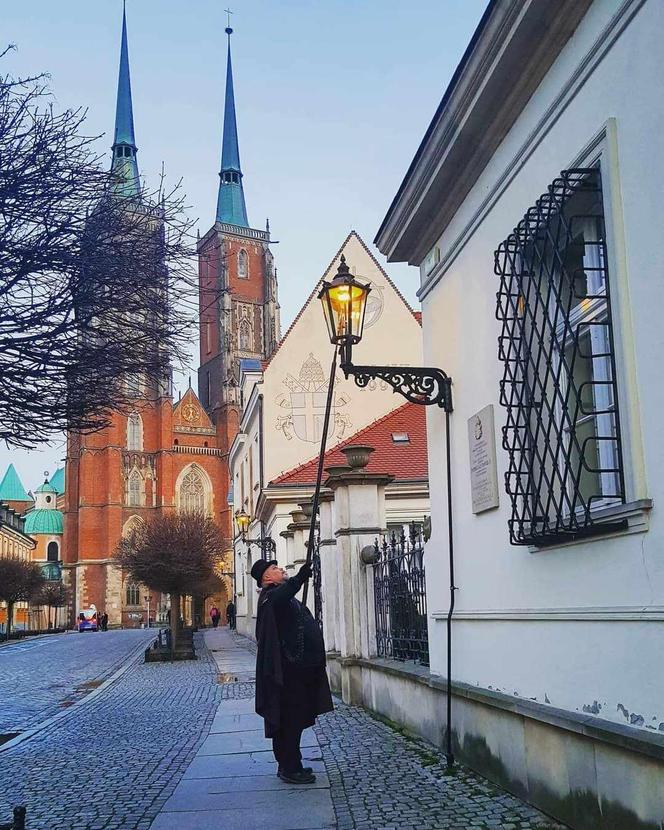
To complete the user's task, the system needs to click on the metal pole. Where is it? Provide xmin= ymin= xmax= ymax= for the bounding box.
xmin=445 ymin=408 xmax=456 ymax=768
xmin=302 ymin=345 xmax=338 ymax=606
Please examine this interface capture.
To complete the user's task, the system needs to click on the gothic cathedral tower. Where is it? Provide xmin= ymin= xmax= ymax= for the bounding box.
xmin=197 ymin=25 xmax=281 ymax=455
xmin=64 ymin=8 xmax=230 ymax=626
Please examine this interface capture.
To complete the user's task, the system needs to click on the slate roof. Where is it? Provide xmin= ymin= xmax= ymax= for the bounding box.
xmin=270 ymin=403 xmax=428 ymax=486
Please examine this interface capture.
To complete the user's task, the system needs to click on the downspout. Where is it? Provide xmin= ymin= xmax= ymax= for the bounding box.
xmin=445 ymin=408 xmax=456 ymax=768
xmin=258 ymin=394 xmax=267 ymax=557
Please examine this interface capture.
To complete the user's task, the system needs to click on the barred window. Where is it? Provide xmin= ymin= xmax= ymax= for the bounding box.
xmin=495 ymin=168 xmax=625 ymax=546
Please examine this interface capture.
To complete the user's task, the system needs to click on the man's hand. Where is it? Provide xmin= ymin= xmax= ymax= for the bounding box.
xmin=298 ymin=562 xmax=313 ymax=581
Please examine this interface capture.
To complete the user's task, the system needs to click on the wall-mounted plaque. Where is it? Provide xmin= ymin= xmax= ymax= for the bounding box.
xmin=468 ymin=404 xmax=499 ymax=514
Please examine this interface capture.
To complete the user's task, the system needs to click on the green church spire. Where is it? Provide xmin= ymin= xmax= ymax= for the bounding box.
xmin=111 ymin=4 xmax=140 ymax=198
xmin=216 ymin=25 xmax=249 ymax=227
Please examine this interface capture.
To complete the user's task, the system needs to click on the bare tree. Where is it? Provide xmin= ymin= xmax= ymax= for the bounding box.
xmin=35 ymin=581 xmax=69 ymax=630
xmin=0 ymin=50 xmax=208 ymax=449
xmin=114 ymin=512 xmax=223 ymax=656
xmin=0 ymin=556 xmax=45 ymax=638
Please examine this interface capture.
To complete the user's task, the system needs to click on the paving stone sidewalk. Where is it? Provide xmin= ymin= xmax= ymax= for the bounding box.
xmin=150 ymin=627 xmax=336 ymax=830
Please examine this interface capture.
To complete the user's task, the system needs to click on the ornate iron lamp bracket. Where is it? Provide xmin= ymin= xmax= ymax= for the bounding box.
xmin=244 ymin=537 xmax=277 ymax=555
xmin=341 ymin=359 xmax=453 ymax=412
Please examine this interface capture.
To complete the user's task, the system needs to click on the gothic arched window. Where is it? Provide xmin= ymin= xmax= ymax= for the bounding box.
xmin=179 ymin=467 xmax=206 ymax=513
xmin=127 ymin=412 xmax=143 ymax=451
xmin=239 ymin=320 xmax=252 ymax=352
xmin=47 ymin=541 xmax=59 ymax=562
xmin=238 ymin=249 xmax=248 ymax=279
xmin=126 ymin=583 xmax=140 ymax=606
xmin=128 ymin=470 xmax=143 ymax=507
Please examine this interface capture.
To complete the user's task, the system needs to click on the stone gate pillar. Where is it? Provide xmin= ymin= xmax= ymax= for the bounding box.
xmin=326 ymin=449 xmax=393 ymax=704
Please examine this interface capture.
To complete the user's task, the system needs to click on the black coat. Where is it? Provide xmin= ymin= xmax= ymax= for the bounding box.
xmin=255 ymin=569 xmax=333 ymax=738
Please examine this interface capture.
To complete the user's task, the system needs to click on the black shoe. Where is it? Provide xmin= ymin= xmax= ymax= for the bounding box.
xmin=278 ymin=769 xmax=316 ymax=784
xmin=277 ymin=765 xmax=313 ymax=778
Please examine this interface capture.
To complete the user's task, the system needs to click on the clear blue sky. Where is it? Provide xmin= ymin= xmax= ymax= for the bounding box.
xmin=3 ymin=0 xmax=486 ymax=490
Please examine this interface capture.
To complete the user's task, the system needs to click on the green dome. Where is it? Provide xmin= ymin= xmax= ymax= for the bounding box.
xmin=24 ymin=509 xmax=63 ymax=535
xmin=35 ymin=480 xmax=58 ymax=494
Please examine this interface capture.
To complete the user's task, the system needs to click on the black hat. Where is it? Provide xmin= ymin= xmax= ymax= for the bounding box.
xmin=250 ymin=559 xmax=278 ymax=586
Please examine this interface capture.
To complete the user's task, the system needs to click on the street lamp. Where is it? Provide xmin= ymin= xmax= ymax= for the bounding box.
xmin=314 ymin=254 xmax=457 ymax=768
xmin=318 ymin=255 xmax=453 ymax=411
xmin=233 ymin=509 xmax=276 ymax=557
xmin=144 ymin=594 xmax=152 ymax=629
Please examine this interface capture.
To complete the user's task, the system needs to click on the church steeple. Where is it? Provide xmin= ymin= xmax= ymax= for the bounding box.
xmin=216 ymin=25 xmax=249 ymax=227
xmin=111 ymin=4 xmax=140 ymax=198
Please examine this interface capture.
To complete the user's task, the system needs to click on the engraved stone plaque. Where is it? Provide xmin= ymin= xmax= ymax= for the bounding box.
xmin=468 ymin=404 xmax=499 ymax=514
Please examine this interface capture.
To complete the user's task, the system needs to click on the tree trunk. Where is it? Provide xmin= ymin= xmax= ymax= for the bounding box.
xmin=7 ymin=601 xmax=14 ymax=639
xmin=170 ymin=592 xmax=180 ymax=660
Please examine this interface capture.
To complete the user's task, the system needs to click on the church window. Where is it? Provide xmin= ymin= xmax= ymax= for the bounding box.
xmin=126 ymin=583 xmax=140 ymax=606
xmin=126 ymin=373 xmax=141 ymax=397
xmin=47 ymin=541 xmax=59 ymax=562
xmin=179 ymin=467 xmax=206 ymax=514
xmin=238 ymin=249 xmax=248 ymax=279
xmin=239 ymin=320 xmax=252 ymax=352
xmin=127 ymin=412 xmax=143 ymax=451
xmin=128 ymin=469 xmax=143 ymax=507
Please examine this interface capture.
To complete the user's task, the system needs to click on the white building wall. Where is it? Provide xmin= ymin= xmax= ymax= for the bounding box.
xmin=421 ymin=0 xmax=664 ymax=730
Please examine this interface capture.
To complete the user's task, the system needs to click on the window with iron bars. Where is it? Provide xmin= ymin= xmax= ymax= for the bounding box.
xmin=495 ymin=167 xmax=626 ymax=546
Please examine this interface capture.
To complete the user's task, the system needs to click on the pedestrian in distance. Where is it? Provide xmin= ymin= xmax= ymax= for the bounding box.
xmin=226 ymin=599 xmax=236 ymax=630
xmin=210 ymin=606 xmax=220 ymax=628
xmin=252 ymin=559 xmax=333 ymax=785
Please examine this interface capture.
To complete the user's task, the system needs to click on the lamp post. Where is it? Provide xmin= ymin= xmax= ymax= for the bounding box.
xmin=314 ymin=254 xmax=457 ymax=768
xmin=144 ymin=594 xmax=152 ymax=629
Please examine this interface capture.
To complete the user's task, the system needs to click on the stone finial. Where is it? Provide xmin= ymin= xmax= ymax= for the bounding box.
xmin=340 ymin=445 xmax=375 ymax=470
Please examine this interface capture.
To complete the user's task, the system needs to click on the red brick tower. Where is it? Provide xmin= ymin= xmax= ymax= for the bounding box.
xmin=197 ymin=24 xmax=280 ymax=533
xmin=64 ymin=9 xmax=231 ymax=626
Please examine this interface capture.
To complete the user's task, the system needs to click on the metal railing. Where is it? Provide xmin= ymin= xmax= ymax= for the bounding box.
xmin=373 ymin=524 xmax=429 ymax=666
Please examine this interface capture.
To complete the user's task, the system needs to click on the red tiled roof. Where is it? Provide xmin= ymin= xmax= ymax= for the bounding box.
xmin=270 ymin=403 xmax=428 ymax=485
xmin=413 ymin=311 xmax=422 ymax=324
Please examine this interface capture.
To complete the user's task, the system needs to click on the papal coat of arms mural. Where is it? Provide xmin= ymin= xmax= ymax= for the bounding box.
xmin=276 ymin=353 xmax=352 ymax=443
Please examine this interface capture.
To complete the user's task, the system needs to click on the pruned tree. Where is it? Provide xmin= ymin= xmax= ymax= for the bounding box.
xmin=35 ymin=581 xmax=70 ymax=630
xmin=0 ymin=49 xmax=209 ymax=449
xmin=0 ymin=556 xmax=46 ymax=637
xmin=114 ymin=512 xmax=223 ymax=656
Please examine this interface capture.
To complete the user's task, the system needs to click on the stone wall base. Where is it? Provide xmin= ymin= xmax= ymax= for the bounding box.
xmin=328 ymin=654 xmax=664 ymax=830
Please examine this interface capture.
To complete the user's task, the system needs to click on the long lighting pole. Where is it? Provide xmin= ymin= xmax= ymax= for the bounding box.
xmin=302 ymin=345 xmax=338 ymax=607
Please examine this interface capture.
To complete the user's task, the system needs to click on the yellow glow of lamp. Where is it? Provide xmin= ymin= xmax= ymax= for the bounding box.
xmin=234 ymin=508 xmax=250 ymax=538
xmin=318 ymin=254 xmax=371 ymax=347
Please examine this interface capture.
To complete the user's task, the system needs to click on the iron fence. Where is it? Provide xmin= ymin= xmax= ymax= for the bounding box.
xmin=373 ymin=524 xmax=429 ymax=666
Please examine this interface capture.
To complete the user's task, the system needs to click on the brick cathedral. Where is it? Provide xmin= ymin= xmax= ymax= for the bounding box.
xmin=63 ymin=11 xmax=280 ymax=626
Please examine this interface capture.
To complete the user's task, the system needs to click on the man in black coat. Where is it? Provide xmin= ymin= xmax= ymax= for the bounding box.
xmin=251 ymin=558 xmax=333 ymax=785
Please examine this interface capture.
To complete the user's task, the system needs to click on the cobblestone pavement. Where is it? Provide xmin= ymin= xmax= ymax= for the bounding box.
xmin=0 ymin=632 xmax=222 ymax=830
xmin=314 ymin=701 xmax=567 ymax=830
xmin=0 ymin=629 xmax=154 ymax=733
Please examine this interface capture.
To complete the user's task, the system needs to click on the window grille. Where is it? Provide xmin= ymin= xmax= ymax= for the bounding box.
xmin=495 ymin=167 xmax=626 ymax=546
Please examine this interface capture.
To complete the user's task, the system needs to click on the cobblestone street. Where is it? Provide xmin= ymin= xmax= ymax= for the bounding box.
xmin=0 ymin=629 xmax=154 ymax=733
xmin=0 ymin=628 xmax=566 ymax=830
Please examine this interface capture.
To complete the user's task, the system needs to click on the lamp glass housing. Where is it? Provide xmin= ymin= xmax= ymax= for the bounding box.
xmin=234 ymin=509 xmax=250 ymax=536
xmin=318 ymin=263 xmax=371 ymax=347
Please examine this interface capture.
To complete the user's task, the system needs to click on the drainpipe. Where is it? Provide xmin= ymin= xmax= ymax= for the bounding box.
xmin=445 ymin=408 xmax=456 ymax=768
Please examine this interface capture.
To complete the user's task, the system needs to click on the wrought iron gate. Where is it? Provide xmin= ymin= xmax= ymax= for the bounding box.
xmin=373 ymin=524 xmax=429 ymax=666
xmin=311 ymin=533 xmax=323 ymax=633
